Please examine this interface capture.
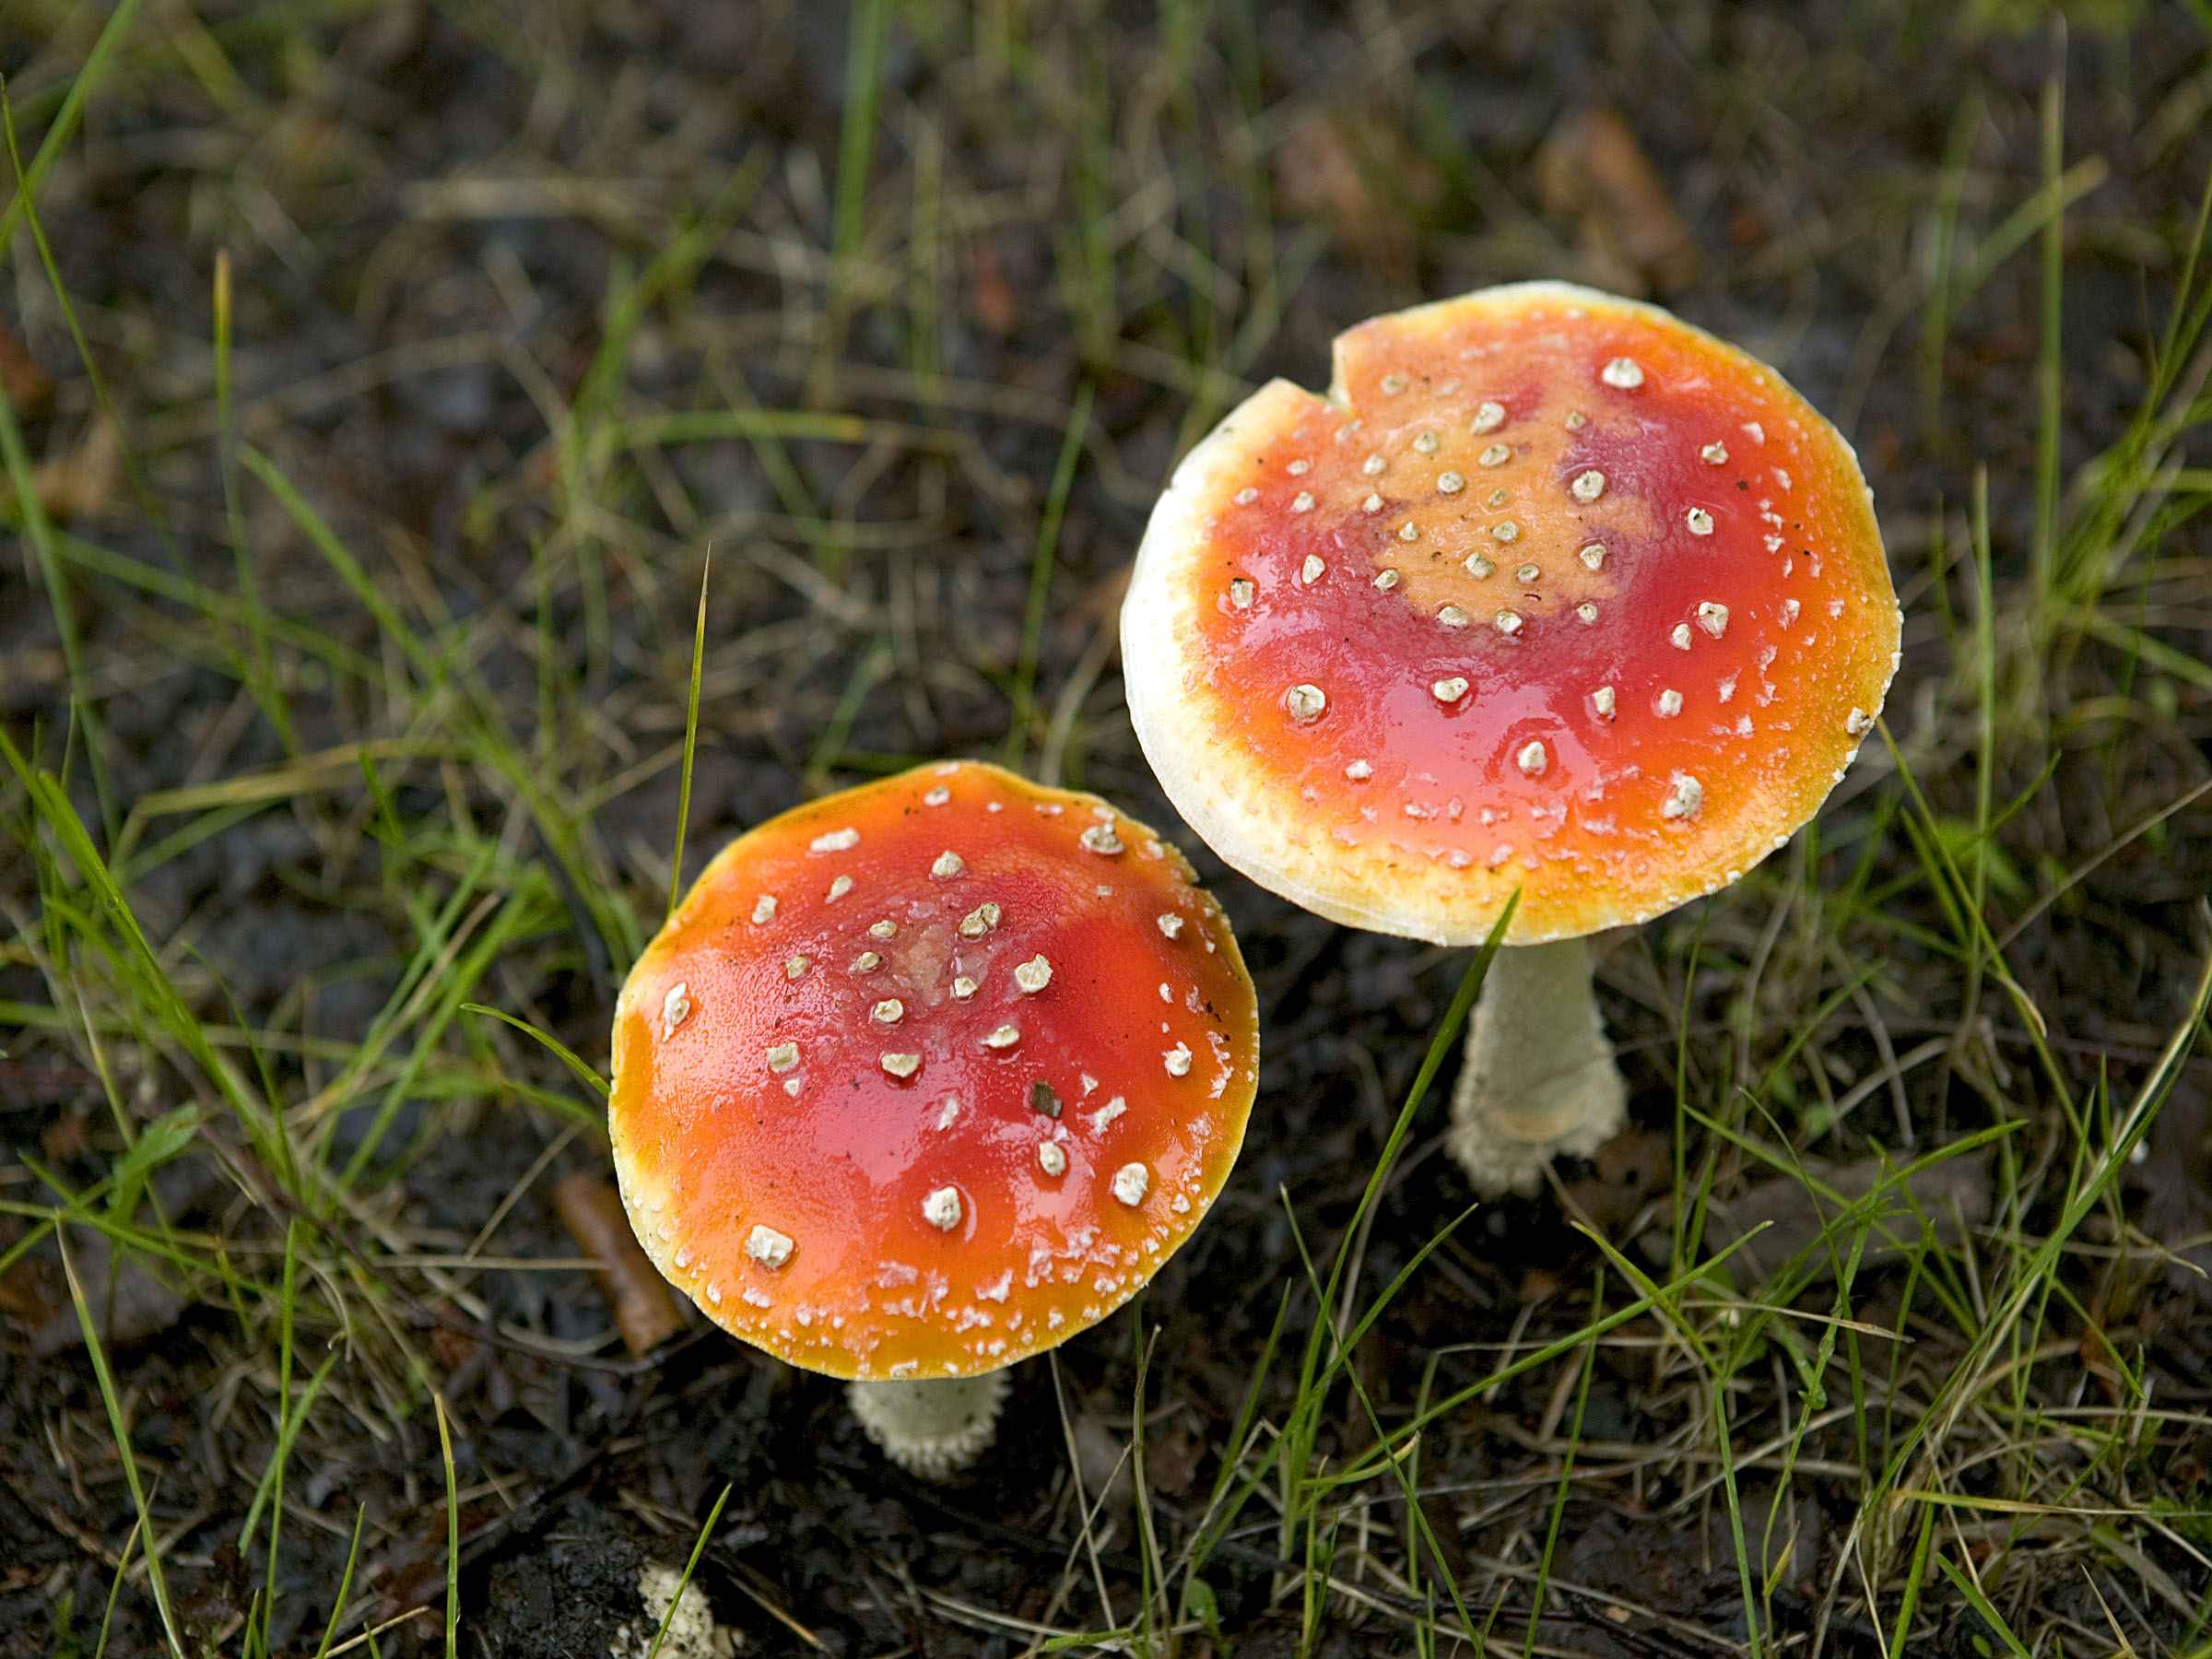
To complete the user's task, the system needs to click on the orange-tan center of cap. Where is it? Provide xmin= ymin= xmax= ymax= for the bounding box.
xmin=1323 ymin=374 xmax=1662 ymax=623
xmin=1141 ymin=287 xmax=1900 ymax=943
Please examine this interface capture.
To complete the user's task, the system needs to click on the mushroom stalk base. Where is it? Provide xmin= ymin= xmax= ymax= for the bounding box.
xmin=846 ymin=1371 xmax=1011 ymax=1478
xmin=1446 ymin=936 xmax=1627 ymax=1198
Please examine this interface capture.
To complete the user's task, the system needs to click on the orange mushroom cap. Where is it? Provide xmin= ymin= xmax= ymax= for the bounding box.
xmin=607 ymin=760 xmax=1259 ymax=1382
xmin=1123 ymin=282 xmax=1900 ymax=946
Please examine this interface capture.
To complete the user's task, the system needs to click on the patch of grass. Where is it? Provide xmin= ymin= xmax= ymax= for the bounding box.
xmin=4 ymin=1 xmax=2210 ymax=1653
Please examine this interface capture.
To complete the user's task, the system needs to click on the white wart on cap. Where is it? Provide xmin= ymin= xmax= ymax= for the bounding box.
xmin=607 ymin=760 xmax=1261 ymax=1382
xmin=1120 ymin=280 xmax=1900 ymax=947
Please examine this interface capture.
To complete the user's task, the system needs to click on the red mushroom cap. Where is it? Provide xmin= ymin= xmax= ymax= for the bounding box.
xmin=1122 ymin=282 xmax=1900 ymax=946
xmin=607 ymin=760 xmax=1259 ymax=1382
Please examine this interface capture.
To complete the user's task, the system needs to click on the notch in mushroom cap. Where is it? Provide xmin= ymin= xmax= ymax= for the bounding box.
xmin=608 ymin=759 xmax=1259 ymax=1474
xmin=1121 ymin=281 xmax=1899 ymax=1195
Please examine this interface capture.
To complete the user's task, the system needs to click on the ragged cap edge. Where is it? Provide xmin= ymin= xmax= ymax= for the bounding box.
xmin=1120 ymin=281 xmax=1901 ymax=947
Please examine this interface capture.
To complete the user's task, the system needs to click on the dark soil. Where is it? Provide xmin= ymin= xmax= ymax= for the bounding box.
xmin=5 ymin=2 xmax=2211 ymax=1656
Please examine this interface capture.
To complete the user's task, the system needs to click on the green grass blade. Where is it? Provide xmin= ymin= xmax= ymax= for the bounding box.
xmin=0 ymin=350 xmax=113 ymax=833
xmin=1936 ymin=1553 xmax=2032 ymax=1658
xmin=2031 ymin=62 xmax=2065 ymax=608
xmin=0 ymin=0 xmax=147 ymax=250
xmin=212 ymin=250 xmax=295 ymax=754
xmin=818 ymin=0 xmax=890 ymax=387
xmin=4 ymin=733 xmax=293 ymax=1184
xmin=668 ymin=554 xmax=711 ymax=921
xmin=459 ymin=1003 xmax=611 ymax=1100
xmin=60 ymin=1231 xmax=185 ymax=1659
xmin=311 ymin=1507 xmax=371 ymax=1659
xmin=433 ymin=1391 xmax=461 ymax=1658
xmin=258 ymin=1220 xmax=303 ymax=1649
xmin=1004 ymin=382 xmax=1094 ymax=771
xmin=645 ymin=1485 xmax=735 ymax=1659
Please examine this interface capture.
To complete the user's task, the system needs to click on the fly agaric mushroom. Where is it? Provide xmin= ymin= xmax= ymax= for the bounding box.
xmin=1121 ymin=282 xmax=1899 ymax=1196
xmin=608 ymin=760 xmax=1258 ymax=1476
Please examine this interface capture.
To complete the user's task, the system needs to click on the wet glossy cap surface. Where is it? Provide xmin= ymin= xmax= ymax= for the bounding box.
xmin=1122 ymin=282 xmax=1900 ymax=945
xmin=608 ymin=761 xmax=1259 ymax=1381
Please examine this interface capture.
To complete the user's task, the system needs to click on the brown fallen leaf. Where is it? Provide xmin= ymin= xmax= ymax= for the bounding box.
xmin=33 ymin=415 xmax=122 ymax=522
xmin=969 ymin=241 xmax=1019 ymax=338
xmin=1727 ymin=205 xmax=1770 ymax=250
xmin=427 ymin=1323 xmax=480 ymax=1373
xmin=41 ymin=1109 xmax=92 ymax=1163
xmin=2079 ymin=1299 xmax=2126 ymax=1406
xmin=1081 ymin=559 xmax=1132 ymax=626
xmin=0 ymin=321 xmax=52 ymax=414
xmin=0 ymin=1255 xmax=57 ymax=1326
xmin=1275 ymin=107 xmax=1441 ymax=278
xmin=1559 ymin=1126 xmax=1672 ymax=1232
xmin=1535 ymin=106 xmax=1700 ymax=296
xmin=1144 ymin=1418 xmax=1202 ymax=1498
xmin=552 ymin=1171 xmax=685 ymax=1356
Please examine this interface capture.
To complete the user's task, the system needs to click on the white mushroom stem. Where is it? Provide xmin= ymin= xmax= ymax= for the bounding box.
xmin=845 ymin=1371 xmax=1011 ymax=1478
xmin=1445 ymin=935 xmax=1627 ymax=1198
